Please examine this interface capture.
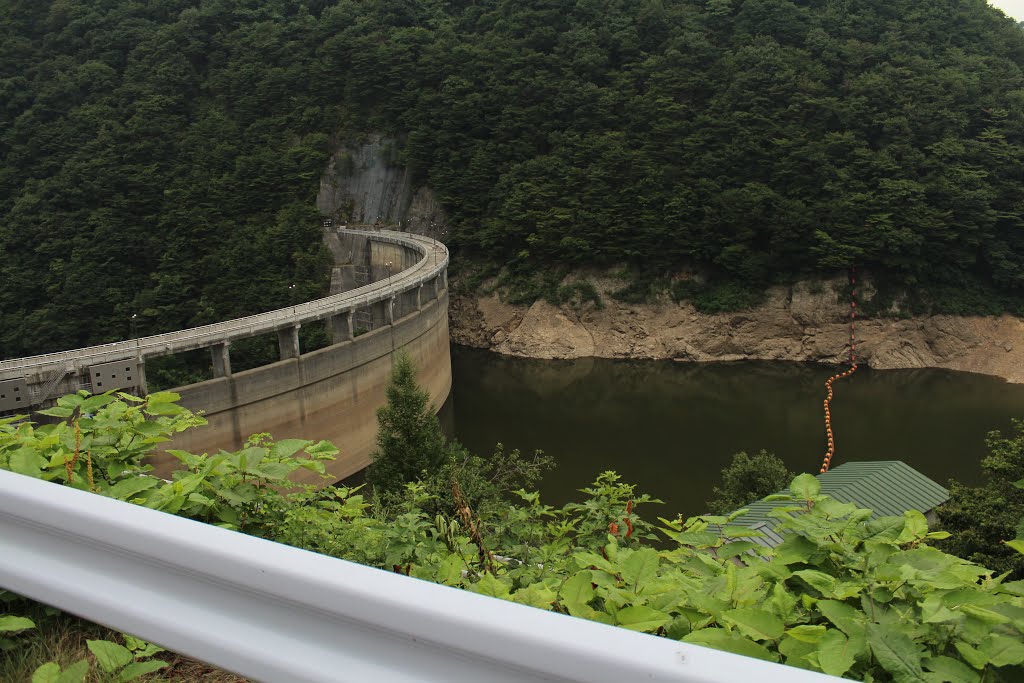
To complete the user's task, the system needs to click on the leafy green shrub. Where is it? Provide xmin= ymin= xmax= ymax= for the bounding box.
xmin=611 ymin=277 xmax=664 ymax=304
xmin=365 ymin=353 xmax=449 ymax=503
xmin=4 ymin=394 xmax=1024 ymax=681
xmin=937 ymin=420 xmax=1024 ymax=579
xmin=673 ymin=279 xmax=766 ymax=312
xmin=551 ymin=281 xmax=604 ymax=310
xmin=706 ymin=450 xmax=795 ymax=515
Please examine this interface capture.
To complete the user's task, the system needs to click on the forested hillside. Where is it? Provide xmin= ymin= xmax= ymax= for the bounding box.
xmin=3 ymin=0 xmax=1024 ymax=357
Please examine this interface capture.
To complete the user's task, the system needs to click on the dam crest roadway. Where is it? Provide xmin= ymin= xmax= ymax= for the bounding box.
xmin=0 ymin=229 xmax=452 ymax=484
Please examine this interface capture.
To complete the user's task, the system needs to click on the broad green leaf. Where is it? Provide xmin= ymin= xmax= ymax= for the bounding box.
xmin=123 ymin=635 xmax=163 ymax=657
xmin=769 ymin=583 xmax=797 ymax=621
xmin=994 ymin=580 xmax=1024 ymax=597
xmin=789 ymin=473 xmax=820 ymax=500
xmin=116 ymin=660 xmax=168 ymax=682
xmin=815 ymin=498 xmax=858 ymax=518
xmin=818 ymin=600 xmax=865 ymax=637
xmin=106 ymin=477 xmax=160 ymax=501
xmin=9 ymin=447 xmax=45 ymax=478
xmin=867 ymin=624 xmax=927 ymax=682
xmin=270 ymin=439 xmax=312 ymax=458
xmin=793 ymin=569 xmax=836 ymax=596
xmin=780 ymin=635 xmax=817 ymax=668
xmin=683 ymin=628 xmax=776 ymax=661
xmin=467 ymin=573 xmax=511 ymax=599
xmin=299 ymin=460 xmax=326 ymax=474
xmin=0 ymin=615 xmax=36 ymax=632
xmin=436 ymin=554 xmax=464 ymax=586
xmin=621 ymin=548 xmax=659 ymax=591
xmin=146 ymin=391 xmax=180 ymax=404
xmin=509 ymin=583 xmax=557 ymax=610
xmin=80 ymin=394 xmax=116 ymax=412
xmin=572 ymin=551 xmax=615 ymax=573
xmin=87 ymin=639 xmax=133 ymax=672
xmin=37 ymin=407 xmax=74 ymax=418
xmin=959 ymin=604 xmax=1008 ymax=625
xmin=1006 ymin=539 xmax=1024 ymax=555
xmin=720 ymin=526 xmax=765 ymax=538
xmin=615 ymin=605 xmax=670 ymax=633
xmin=954 ymin=641 xmax=987 ymax=670
xmin=898 ymin=510 xmax=929 ymax=542
xmin=722 ymin=608 xmax=784 ymax=641
xmin=560 ymin=571 xmax=595 ymax=617
xmin=817 ymin=628 xmax=856 ymax=677
xmin=979 ymin=633 xmax=1024 ymax=667
xmin=923 ymin=656 xmax=980 ymax=683
xmin=31 ymin=662 xmax=60 ymax=683
xmin=863 ymin=516 xmax=906 ymax=544
xmin=786 ymin=625 xmax=826 ymax=643
xmin=144 ymin=401 xmax=183 ymax=416
xmin=773 ymin=535 xmax=817 ymax=565
xmin=717 ymin=541 xmax=760 ymax=559
xmin=672 ymin=531 xmax=721 ymax=547
xmin=305 ymin=440 xmax=340 ymax=457
xmin=58 ymin=660 xmax=90 ymax=683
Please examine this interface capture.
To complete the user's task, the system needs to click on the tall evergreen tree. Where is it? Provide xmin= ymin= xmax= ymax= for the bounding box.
xmin=365 ymin=353 xmax=448 ymax=500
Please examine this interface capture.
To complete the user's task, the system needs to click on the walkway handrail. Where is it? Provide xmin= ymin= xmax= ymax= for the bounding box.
xmin=0 ymin=230 xmax=448 ymax=379
xmin=0 ymin=470 xmax=840 ymax=683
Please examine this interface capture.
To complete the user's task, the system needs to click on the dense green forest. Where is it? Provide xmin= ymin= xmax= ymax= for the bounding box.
xmin=3 ymin=0 xmax=1024 ymax=357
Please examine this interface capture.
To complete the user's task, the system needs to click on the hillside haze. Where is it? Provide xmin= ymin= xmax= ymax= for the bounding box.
xmin=2 ymin=0 xmax=1023 ymax=357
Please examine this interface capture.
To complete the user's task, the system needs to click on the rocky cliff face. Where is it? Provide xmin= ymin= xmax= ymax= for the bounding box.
xmin=317 ymin=134 xmax=448 ymax=238
xmin=450 ymin=275 xmax=1024 ymax=383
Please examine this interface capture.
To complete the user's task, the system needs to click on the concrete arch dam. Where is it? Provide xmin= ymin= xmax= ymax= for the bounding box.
xmin=0 ymin=230 xmax=452 ymax=485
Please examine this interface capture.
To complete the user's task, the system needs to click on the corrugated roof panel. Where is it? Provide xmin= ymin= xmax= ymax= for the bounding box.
xmin=716 ymin=461 xmax=950 ymax=549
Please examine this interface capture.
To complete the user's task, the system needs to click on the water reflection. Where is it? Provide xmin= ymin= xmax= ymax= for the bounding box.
xmin=447 ymin=346 xmax=1024 ymax=518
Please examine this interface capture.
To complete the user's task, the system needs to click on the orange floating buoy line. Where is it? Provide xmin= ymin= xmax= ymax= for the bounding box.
xmin=820 ymin=267 xmax=859 ymax=474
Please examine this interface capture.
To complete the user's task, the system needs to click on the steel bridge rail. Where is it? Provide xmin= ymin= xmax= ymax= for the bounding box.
xmin=0 ymin=470 xmax=841 ymax=683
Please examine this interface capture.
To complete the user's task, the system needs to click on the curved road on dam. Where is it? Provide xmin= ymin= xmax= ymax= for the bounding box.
xmin=0 ymin=229 xmax=452 ymax=483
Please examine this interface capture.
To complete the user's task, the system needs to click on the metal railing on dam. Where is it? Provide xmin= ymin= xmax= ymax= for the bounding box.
xmin=0 ymin=469 xmax=843 ymax=683
xmin=0 ymin=229 xmax=448 ymax=405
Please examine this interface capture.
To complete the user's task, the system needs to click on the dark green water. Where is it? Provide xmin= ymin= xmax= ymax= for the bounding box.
xmin=444 ymin=346 xmax=1024 ymax=519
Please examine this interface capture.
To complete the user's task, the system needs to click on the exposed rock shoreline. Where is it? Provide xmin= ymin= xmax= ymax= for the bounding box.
xmin=450 ymin=277 xmax=1024 ymax=384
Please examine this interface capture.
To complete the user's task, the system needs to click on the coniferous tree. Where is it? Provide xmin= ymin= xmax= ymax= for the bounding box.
xmin=365 ymin=353 xmax=448 ymax=501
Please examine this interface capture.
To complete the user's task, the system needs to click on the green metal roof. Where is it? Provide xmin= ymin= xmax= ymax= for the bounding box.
xmin=725 ymin=461 xmax=950 ymax=548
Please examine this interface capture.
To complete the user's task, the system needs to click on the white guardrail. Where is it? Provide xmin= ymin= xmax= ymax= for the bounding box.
xmin=0 ymin=471 xmax=842 ymax=683
xmin=0 ymin=230 xmax=448 ymax=379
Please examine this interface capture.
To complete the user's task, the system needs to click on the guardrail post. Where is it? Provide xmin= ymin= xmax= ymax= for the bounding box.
xmin=329 ymin=310 xmax=354 ymax=344
xmin=211 ymin=342 xmax=232 ymax=378
xmin=277 ymin=325 xmax=301 ymax=360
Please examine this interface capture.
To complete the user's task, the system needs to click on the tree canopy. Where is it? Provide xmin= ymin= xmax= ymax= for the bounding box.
xmin=3 ymin=0 xmax=1024 ymax=359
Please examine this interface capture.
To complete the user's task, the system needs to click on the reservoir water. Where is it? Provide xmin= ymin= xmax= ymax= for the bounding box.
xmin=445 ymin=345 xmax=1024 ymax=519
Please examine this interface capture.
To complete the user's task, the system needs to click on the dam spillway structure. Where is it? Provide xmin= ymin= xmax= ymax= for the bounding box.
xmin=0 ymin=229 xmax=452 ymax=484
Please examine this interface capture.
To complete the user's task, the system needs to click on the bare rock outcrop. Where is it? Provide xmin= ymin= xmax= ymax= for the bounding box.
xmin=450 ymin=276 xmax=1024 ymax=384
